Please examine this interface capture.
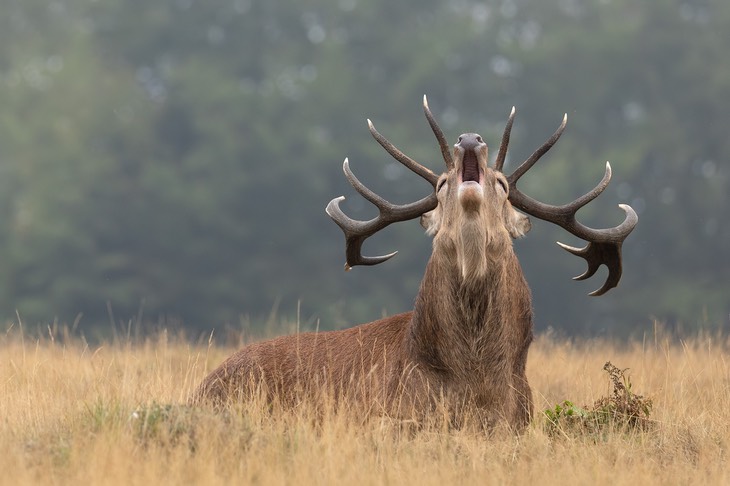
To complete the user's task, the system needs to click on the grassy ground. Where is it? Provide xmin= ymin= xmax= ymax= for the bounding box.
xmin=1 ymin=323 xmax=729 ymax=485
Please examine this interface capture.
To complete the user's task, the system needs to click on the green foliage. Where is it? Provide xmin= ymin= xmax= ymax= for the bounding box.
xmin=0 ymin=0 xmax=728 ymax=336
xmin=544 ymin=362 xmax=653 ymax=437
xmin=543 ymin=400 xmax=589 ymax=428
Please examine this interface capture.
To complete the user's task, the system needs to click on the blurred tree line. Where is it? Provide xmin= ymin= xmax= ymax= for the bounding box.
xmin=0 ymin=0 xmax=727 ymax=338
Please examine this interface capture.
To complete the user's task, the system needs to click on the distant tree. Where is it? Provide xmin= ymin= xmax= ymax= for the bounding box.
xmin=0 ymin=0 xmax=727 ymax=337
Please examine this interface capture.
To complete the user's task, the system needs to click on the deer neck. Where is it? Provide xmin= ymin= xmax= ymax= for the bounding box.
xmin=408 ymin=233 xmax=532 ymax=375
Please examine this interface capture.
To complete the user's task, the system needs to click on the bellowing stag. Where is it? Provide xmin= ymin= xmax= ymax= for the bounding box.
xmin=191 ymin=97 xmax=637 ymax=430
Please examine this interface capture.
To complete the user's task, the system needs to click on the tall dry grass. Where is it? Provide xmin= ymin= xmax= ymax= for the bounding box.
xmin=2 ymin=322 xmax=729 ymax=485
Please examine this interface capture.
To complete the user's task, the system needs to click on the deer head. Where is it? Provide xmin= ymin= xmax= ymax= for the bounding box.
xmin=326 ymin=96 xmax=638 ymax=295
xmin=418 ymin=132 xmax=532 ymax=283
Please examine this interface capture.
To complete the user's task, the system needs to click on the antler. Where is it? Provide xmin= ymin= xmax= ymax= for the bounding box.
xmin=498 ymin=109 xmax=638 ymax=296
xmin=326 ymin=98 xmax=444 ymax=270
xmin=423 ymin=95 xmax=454 ymax=169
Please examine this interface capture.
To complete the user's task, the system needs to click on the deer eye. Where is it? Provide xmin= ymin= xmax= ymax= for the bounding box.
xmin=496 ymin=178 xmax=508 ymax=194
xmin=437 ymin=179 xmax=447 ymax=192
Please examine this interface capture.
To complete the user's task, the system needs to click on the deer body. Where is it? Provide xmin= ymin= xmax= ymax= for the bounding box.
xmin=192 ymin=98 xmax=637 ymax=431
xmin=193 ymin=225 xmax=534 ymax=427
xmin=191 ymin=312 xmax=414 ymax=410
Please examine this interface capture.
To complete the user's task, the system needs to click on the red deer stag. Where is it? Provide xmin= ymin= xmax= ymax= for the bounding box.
xmin=191 ymin=97 xmax=637 ymax=430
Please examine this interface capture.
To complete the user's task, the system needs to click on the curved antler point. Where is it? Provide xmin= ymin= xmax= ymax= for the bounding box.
xmin=556 ymin=241 xmax=585 ymax=256
xmin=325 ymin=196 xmax=345 ymax=218
xmin=510 ymin=106 xmax=516 ymax=115
xmin=603 ymin=161 xmax=612 ymax=181
xmin=359 ymin=250 xmax=399 ymax=267
xmin=618 ymin=204 xmax=639 ymax=228
xmin=588 ymin=285 xmax=610 ymax=297
xmin=556 ymin=241 xmax=574 ymax=250
xmin=423 ymin=94 xmax=429 ymax=107
xmin=618 ymin=202 xmax=638 ymax=219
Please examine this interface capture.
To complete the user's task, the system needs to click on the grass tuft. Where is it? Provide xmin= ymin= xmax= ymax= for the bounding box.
xmin=544 ymin=361 xmax=653 ymax=438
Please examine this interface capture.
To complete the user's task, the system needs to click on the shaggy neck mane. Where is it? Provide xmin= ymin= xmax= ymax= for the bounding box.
xmin=408 ymin=235 xmax=531 ymax=377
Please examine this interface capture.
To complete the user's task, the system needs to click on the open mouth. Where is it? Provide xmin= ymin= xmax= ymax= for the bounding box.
xmin=461 ymin=150 xmax=481 ymax=183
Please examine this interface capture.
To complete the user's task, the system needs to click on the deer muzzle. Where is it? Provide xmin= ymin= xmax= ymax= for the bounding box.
xmin=455 ymin=133 xmax=488 ymax=211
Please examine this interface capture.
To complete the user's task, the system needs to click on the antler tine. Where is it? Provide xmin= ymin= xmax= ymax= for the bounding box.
xmin=504 ymin=113 xmax=638 ymax=295
xmin=508 ymin=113 xmax=567 ymax=185
xmin=325 ymin=195 xmax=399 ymax=270
xmin=568 ymin=161 xmax=613 ymax=212
xmin=341 ymin=157 xmax=437 ymax=220
xmin=341 ymin=157 xmax=390 ymax=208
xmin=367 ymin=119 xmax=439 ymax=187
xmin=494 ymin=106 xmax=516 ymax=172
xmin=326 ymin=152 xmax=438 ymax=270
xmin=555 ymin=204 xmax=638 ymax=296
xmin=423 ymin=95 xmax=454 ymax=169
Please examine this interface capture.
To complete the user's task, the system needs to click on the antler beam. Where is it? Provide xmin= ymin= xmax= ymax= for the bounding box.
xmin=326 ymin=110 xmax=440 ymax=270
xmin=499 ymin=110 xmax=638 ymax=295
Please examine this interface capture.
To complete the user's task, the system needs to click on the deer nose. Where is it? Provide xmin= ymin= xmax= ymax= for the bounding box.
xmin=456 ymin=133 xmax=485 ymax=152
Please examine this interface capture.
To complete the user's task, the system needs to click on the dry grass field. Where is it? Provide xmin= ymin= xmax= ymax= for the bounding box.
xmin=2 ymin=321 xmax=729 ymax=485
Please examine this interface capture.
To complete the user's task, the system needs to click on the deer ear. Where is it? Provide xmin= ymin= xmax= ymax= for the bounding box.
xmin=420 ymin=209 xmax=440 ymax=237
xmin=506 ymin=208 xmax=531 ymax=239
